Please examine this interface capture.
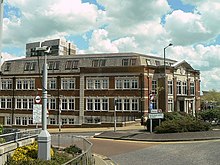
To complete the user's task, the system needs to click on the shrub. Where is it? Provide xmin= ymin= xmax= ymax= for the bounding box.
xmin=154 ymin=112 xmax=211 ymax=133
xmin=6 ymin=143 xmax=72 ymax=165
xmin=199 ymin=109 xmax=220 ymax=122
xmin=9 ymin=141 xmax=54 ymax=163
xmin=64 ymin=145 xmax=82 ymax=155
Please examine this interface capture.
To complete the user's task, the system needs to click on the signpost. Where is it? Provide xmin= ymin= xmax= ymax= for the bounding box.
xmin=149 ymin=111 xmax=164 ymax=133
xmin=149 ymin=113 xmax=164 ymax=119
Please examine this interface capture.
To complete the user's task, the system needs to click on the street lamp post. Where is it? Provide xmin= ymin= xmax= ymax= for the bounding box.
xmin=0 ymin=0 xmax=4 ymax=70
xmin=164 ymin=43 xmax=173 ymax=112
xmin=114 ymin=98 xmax=117 ymax=132
xmin=37 ymin=46 xmax=51 ymax=160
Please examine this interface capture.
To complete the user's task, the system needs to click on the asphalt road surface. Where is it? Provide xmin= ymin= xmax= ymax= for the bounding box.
xmin=90 ymin=138 xmax=220 ymax=165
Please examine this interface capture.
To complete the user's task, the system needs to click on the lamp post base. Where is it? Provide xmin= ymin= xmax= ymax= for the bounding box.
xmin=38 ymin=130 xmax=51 ymax=160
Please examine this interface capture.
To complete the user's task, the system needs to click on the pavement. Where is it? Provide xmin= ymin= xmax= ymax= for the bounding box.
xmin=48 ymin=122 xmax=220 ymax=165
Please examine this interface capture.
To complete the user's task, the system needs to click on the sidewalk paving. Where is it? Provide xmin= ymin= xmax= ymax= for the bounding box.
xmin=48 ymin=122 xmax=220 ymax=165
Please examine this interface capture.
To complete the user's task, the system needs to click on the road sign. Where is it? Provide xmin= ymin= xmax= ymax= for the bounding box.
xmin=150 ymin=109 xmax=158 ymax=113
xmin=149 ymin=113 xmax=164 ymax=119
xmin=33 ymin=104 xmax=42 ymax=123
xmin=35 ymin=96 xmax=41 ymax=103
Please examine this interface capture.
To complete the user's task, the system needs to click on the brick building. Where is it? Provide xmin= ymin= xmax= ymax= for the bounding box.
xmin=0 ymin=52 xmax=200 ymax=127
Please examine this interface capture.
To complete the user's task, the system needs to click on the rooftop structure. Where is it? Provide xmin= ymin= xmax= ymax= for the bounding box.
xmin=26 ymin=38 xmax=76 ymax=57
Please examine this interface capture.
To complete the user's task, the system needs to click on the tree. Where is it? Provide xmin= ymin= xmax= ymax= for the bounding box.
xmin=201 ymin=89 xmax=220 ymax=110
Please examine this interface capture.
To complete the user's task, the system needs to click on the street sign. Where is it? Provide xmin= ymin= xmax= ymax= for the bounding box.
xmin=35 ymin=96 xmax=41 ymax=104
xmin=33 ymin=104 xmax=42 ymax=124
xmin=150 ymin=109 xmax=158 ymax=113
xmin=149 ymin=113 xmax=164 ymax=119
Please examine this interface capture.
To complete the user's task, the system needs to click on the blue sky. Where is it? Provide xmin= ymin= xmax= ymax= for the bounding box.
xmin=1 ymin=0 xmax=220 ymax=91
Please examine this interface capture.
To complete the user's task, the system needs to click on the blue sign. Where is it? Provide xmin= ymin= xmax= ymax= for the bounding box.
xmin=150 ymin=103 xmax=153 ymax=110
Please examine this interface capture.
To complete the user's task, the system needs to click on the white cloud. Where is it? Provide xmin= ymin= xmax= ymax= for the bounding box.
xmin=3 ymin=0 xmax=101 ymax=47
xmin=1 ymin=0 xmax=220 ymax=92
xmin=165 ymin=10 xmax=211 ymax=46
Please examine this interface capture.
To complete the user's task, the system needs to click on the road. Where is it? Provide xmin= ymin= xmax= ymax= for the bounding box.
xmin=89 ymin=138 xmax=220 ymax=165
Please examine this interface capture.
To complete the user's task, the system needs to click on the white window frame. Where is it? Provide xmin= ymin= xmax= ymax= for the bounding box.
xmin=182 ymin=81 xmax=187 ymax=95
xmin=177 ymin=81 xmax=182 ymax=95
xmin=168 ymin=80 xmax=173 ymax=95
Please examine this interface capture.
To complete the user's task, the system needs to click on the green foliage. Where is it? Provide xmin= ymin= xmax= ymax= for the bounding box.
xmin=64 ymin=145 xmax=82 ymax=155
xmin=5 ymin=142 xmax=74 ymax=165
xmin=0 ymin=125 xmax=3 ymax=134
xmin=199 ymin=109 xmax=220 ymax=122
xmin=201 ymin=89 xmax=220 ymax=103
xmin=6 ymin=151 xmax=72 ymax=165
xmin=155 ymin=112 xmax=211 ymax=133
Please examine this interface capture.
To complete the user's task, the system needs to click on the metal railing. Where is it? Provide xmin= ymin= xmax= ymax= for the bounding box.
xmin=0 ymin=128 xmax=41 ymax=147
xmin=51 ymin=134 xmax=94 ymax=165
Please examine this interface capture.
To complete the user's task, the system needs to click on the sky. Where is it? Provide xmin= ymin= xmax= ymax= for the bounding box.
xmin=1 ymin=0 xmax=220 ymax=92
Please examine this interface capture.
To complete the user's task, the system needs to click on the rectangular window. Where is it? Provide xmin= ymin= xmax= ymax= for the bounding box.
xmin=16 ymin=99 xmax=22 ymax=109
xmin=23 ymin=99 xmax=28 ymax=109
xmin=190 ymin=82 xmax=195 ymax=95
xmin=131 ymin=79 xmax=138 ymax=89
xmin=69 ymin=118 xmax=74 ymax=124
xmin=124 ymin=99 xmax=130 ymax=111
xmin=61 ymin=99 xmax=68 ymax=110
xmin=1 ymin=98 xmax=5 ymax=108
xmin=92 ymin=60 xmax=99 ymax=67
xmin=23 ymin=80 xmax=29 ymax=89
xmin=87 ymin=79 xmax=93 ymax=89
xmin=7 ymin=98 xmax=12 ymax=109
xmin=65 ymin=61 xmax=72 ymax=70
xmin=6 ymin=117 xmax=11 ymax=125
xmin=168 ymin=80 xmax=173 ymax=95
xmin=124 ymin=79 xmax=130 ymax=89
xmin=155 ymin=61 xmax=160 ymax=66
xmin=17 ymin=80 xmax=22 ymax=89
xmin=69 ymin=98 xmax=74 ymax=110
xmin=130 ymin=59 xmax=136 ymax=66
xmin=95 ymin=80 xmax=101 ymax=89
xmin=168 ymin=99 xmax=173 ymax=112
xmin=94 ymin=99 xmax=101 ymax=111
xmin=50 ymin=118 xmax=56 ymax=124
xmin=69 ymin=80 xmax=75 ymax=89
xmin=102 ymin=79 xmax=108 ymax=89
xmin=115 ymin=98 xmax=122 ymax=111
xmin=62 ymin=118 xmax=68 ymax=125
xmin=4 ymin=63 xmax=11 ymax=71
xmin=131 ymin=99 xmax=138 ymax=111
xmin=122 ymin=59 xmax=129 ymax=66
xmin=24 ymin=62 xmax=30 ymax=71
xmin=116 ymin=79 xmax=123 ymax=89
xmin=49 ymin=79 xmax=56 ymax=89
xmin=28 ymin=117 xmax=33 ymax=125
xmin=1 ymin=80 xmax=6 ymax=90
xmin=182 ymin=82 xmax=187 ymax=95
xmin=54 ymin=61 xmax=60 ymax=70
xmin=146 ymin=59 xmax=151 ymax=65
xmin=16 ymin=117 xmax=21 ymax=125
xmin=177 ymin=81 xmax=182 ymax=95
xmin=48 ymin=61 xmax=54 ymax=70
xmin=30 ymin=80 xmax=35 ymax=89
xmin=8 ymin=80 xmax=12 ymax=89
xmin=28 ymin=99 xmax=33 ymax=110
xmin=30 ymin=62 xmax=36 ymax=71
xmin=50 ymin=98 xmax=56 ymax=110
xmin=22 ymin=117 xmax=27 ymax=125
xmin=99 ymin=60 xmax=106 ymax=66
xmin=72 ymin=60 xmax=79 ymax=68
xmin=102 ymin=98 xmax=108 ymax=111
xmin=62 ymin=79 xmax=68 ymax=89
xmin=87 ymin=98 xmax=93 ymax=111
xmin=152 ymin=80 xmax=157 ymax=94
